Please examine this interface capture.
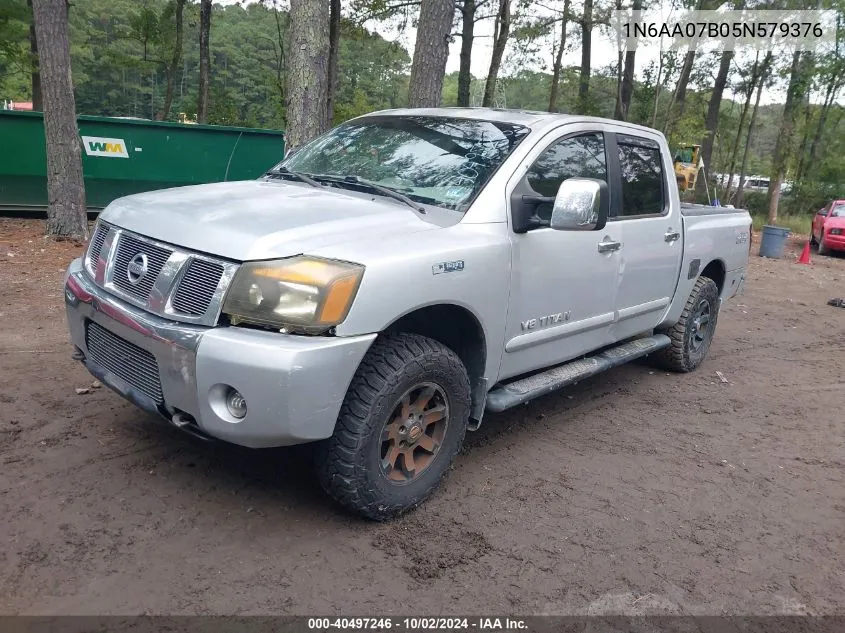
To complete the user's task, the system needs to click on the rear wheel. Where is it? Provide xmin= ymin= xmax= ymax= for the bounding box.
xmin=315 ymin=333 xmax=470 ymax=521
xmin=654 ymin=276 xmax=720 ymax=373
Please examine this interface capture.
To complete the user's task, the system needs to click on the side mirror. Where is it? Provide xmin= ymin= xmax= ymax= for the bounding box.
xmin=550 ymin=177 xmax=609 ymax=231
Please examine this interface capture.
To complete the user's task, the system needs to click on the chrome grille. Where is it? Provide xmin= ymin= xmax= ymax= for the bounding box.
xmin=86 ymin=224 xmax=108 ymax=273
xmin=90 ymin=226 xmax=237 ymax=326
xmin=111 ymin=234 xmax=172 ymax=301
xmin=171 ymin=258 xmax=225 ymax=316
xmin=85 ymin=321 xmax=163 ymax=403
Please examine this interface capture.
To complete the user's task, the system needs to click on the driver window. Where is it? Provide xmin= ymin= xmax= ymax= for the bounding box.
xmin=525 ymin=132 xmax=607 ymax=222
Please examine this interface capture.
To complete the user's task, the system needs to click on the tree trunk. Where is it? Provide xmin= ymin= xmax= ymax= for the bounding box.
xmin=548 ymin=0 xmax=570 ymax=113
xmin=615 ymin=51 xmax=636 ymax=121
xmin=28 ymin=0 xmax=42 ymax=111
xmin=483 ymin=0 xmax=510 ymax=107
xmin=31 ymin=0 xmax=87 ymax=239
xmin=674 ymin=47 xmax=696 ymax=113
xmin=650 ymin=52 xmax=665 ymax=128
xmin=612 ymin=0 xmax=623 ymax=118
xmin=408 ymin=0 xmax=453 ymax=107
xmin=197 ymin=0 xmax=211 ymax=123
xmin=805 ymin=76 xmax=843 ymax=178
xmin=694 ymin=49 xmax=733 ymax=200
xmin=766 ymin=50 xmax=813 ymax=224
xmin=792 ymin=97 xmax=814 ymax=187
xmin=723 ymin=53 xmax=766 ymax=202
xmin=457 ymin=0 xmax=476 ymax=107
xmin=326 ymin=0 xmax=341 ymax=123
xmin=721 ymin=91 xmax=750 ymax=202
xmin=613 ymin=0 xmax=641 ymax=120
xmin=271 ymin=5 xmax=287 ymax=114
xmin=662 ymin=48 xmax=696 ymax=135
xmin=286 ymin=0 xmax=330 ymax=150
xmin=157 ymin=0 xmax=185 ymax=121
xmin=577 ymin=0 xmax=592 ymax=114
xmin=735 ymin=61 xmax=767 ymax=207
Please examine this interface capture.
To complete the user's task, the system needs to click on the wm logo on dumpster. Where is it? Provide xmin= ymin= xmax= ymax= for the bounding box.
xmin=81 ymin=136 xmax=129 ymax=158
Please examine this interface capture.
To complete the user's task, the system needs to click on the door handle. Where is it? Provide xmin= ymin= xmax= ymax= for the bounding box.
xmin=597 ymin=238 xmax=622 ymax=253
xmin=665 ymin=230 xmax=681 ymax=242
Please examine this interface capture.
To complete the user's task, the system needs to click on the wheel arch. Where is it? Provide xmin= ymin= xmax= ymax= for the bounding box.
xmin=382 ymin=303 xmax=488 ymax=427
xmin=700 ymin=259 xmax=726 ymax=296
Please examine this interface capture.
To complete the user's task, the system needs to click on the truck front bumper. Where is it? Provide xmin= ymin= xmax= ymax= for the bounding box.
xmin=64 ymin=258 xmax=376 ymax=448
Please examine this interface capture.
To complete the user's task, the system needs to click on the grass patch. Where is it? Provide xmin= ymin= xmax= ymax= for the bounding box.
xmin=751 ymin=213 xmax=812 ymax=236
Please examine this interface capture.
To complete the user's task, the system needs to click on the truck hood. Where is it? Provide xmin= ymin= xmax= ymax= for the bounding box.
xmin=100 ymin=179 xmax=448 ymax=261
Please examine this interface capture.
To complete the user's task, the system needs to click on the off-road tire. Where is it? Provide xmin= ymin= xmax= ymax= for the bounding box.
xmin=654 ymin=276 xmax=720 ymax=373
xmin=315 ymin=333 xmax=471 ymax=521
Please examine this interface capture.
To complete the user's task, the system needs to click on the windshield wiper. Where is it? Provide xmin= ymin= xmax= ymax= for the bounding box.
xmin=266 ymin=166 xmax=323 ymax=189
xmin=310 ymin=174 xmax=427 ymax=214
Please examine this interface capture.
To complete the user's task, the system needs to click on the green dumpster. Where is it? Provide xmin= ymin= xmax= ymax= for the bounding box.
xmin=0 ymin=110 xmax=285 ymax=211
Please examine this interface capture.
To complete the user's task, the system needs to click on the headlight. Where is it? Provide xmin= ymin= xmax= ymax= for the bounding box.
xmin=222 ymin=256 xmax=364 ymax=332
xmin=830 ymin=228 xmax=842 ymax=235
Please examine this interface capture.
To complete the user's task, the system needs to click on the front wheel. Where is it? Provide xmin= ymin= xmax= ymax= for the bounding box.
xmin=818 ymin=231 xmax=829 ymax=255
xmin=654 ymin=276 xmax=720 ymax=373
xmin=315 ymin=333 xmax=471 ymax=521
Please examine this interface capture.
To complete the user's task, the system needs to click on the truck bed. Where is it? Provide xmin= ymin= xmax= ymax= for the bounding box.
xmin=658 ymin=204 xmax=752 ymax=329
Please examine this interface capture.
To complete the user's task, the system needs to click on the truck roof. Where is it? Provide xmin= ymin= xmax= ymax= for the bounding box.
xmin=358 ymin=107 xmax=665 ymax=137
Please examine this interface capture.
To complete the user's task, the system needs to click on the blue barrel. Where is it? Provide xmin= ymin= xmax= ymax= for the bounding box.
xmin=759 ymin=225 xmax=791 ymax=258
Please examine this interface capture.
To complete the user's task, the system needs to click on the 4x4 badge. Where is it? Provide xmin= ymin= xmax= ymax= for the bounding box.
xmin=432 ymin=260 xmax=464 ymax=275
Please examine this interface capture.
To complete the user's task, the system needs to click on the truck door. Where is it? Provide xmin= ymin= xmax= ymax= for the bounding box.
xmin=608 ymin=132 xmax=684 ymax=341
xmin=499 ymin=130 xmax=619 ymax=381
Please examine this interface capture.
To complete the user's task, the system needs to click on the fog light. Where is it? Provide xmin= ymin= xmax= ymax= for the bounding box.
xmin=225 ymin=388 xmax=247 ymax=419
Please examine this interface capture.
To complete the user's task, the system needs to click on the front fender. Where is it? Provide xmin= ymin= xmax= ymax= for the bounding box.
xmin=323 ymin=223 xmax=512 ymax=385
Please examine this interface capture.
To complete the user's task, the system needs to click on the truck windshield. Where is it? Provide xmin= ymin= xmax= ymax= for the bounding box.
xmin=273 ymin=116 xmax=530 ymax=212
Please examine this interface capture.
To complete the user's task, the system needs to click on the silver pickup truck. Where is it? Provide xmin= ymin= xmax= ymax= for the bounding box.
xmin=64 ymin=108 xmax=751 ymax=519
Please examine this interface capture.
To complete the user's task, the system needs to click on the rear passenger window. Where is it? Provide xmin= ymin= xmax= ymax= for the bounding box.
xmin=617 ymin=138 xmax=665 ymax=217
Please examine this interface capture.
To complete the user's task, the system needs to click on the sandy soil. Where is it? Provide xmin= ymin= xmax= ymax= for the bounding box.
xmin=1 ymin=218 xmax=843 ymax=616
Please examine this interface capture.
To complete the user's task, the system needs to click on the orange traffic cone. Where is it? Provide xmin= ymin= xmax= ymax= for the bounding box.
xmin=797 ymin=241 xmax=812 ymax=265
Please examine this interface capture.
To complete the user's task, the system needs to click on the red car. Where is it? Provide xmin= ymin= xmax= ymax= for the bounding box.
xmin=812 ymin=199 xmax=845 ymax=254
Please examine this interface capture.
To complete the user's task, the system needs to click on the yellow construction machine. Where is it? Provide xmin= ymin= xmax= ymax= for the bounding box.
xmin=673 ymin=143 xmax=701 ymax=193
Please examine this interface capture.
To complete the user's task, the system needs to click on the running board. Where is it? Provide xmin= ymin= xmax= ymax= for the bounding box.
xmin=485 ymin=334 xmax=671 ymax=413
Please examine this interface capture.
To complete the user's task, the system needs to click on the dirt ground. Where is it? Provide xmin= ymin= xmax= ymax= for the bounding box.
xmin=1 ymin=217 xmax=844 ymax=616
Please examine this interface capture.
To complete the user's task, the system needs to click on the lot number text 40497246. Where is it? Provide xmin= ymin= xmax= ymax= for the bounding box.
xmin=307 ymin=617 xmax=529 ymax=631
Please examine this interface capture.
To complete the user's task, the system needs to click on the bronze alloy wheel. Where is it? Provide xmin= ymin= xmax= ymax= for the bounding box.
xmin=379 ymin=382 xmax=449 ymax=484
xmin=316 ymin=332 xmax=471 ymax=520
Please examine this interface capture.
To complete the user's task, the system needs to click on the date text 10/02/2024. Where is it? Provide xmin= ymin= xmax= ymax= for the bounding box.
xmin=307 ymin=617 xmax=528 ymax=631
